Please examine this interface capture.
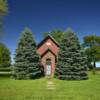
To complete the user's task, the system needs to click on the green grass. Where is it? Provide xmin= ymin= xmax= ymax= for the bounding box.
xmin=0 ymin=67 xmax=11 ymax=77
xmin=0 ymin=67 xmax=11 ymax=71
xmin=0 ymin=72 xmax=100 ymax=100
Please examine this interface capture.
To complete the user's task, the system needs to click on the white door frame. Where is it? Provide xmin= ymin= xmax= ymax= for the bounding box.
xmin=46 ymin=58 xmax=52 ymax=76
xmin=46 ymin=64 xmax=51 ymax=75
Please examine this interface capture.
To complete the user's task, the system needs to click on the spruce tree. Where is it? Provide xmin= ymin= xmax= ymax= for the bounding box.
xmin=12 ymin=28 xmax=41 ymax=79
xmin=55 ymin=28 xmax=88 ymax=80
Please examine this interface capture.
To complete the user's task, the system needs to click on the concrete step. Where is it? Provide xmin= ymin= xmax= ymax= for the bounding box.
xmin=47 ymin=81 xmax=56 ymax=90
xmin=0 ymin=72 xmax=11 ymax=74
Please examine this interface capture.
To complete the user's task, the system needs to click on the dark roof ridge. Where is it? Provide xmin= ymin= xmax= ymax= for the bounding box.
xmin=41 ymin=48 xmax=56 ymax=58
xmin=37 ymin=35 xmax=59 ymax=49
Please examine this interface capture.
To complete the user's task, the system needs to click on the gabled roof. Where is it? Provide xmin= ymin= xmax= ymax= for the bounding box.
xmin=41 ymin=48 xmax=57 ymax=62
xmin=41 ymin=48 xmax=56 ymax=58
xmin=37 ymin=35 xmax=59 ymax=49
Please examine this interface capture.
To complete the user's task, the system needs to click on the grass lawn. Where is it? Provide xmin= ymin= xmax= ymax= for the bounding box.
xmin=0 ymin=72 xmax=100 ymax=100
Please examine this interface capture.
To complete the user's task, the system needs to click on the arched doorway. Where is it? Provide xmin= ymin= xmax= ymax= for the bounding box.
xmin=46 ymin=58 xmax=52 ymax=76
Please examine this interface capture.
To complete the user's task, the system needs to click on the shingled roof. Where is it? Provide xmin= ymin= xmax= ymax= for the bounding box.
xmin=37 ymin=35 xmax=59 ymax=49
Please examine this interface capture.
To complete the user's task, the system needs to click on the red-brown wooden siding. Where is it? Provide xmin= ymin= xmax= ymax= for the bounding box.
xmin=37 ymin=36 xmax=59 ymax=76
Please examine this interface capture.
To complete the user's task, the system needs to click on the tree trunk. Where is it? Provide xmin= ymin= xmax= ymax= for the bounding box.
xmin=92 ymin=58 xmax=96 ymax=75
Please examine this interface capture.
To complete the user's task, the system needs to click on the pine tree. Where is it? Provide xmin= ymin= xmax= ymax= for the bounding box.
xmin=12 ymin=28 xmax=41 ymax=79
xmin=55 ymin=28 xmax=88 ymax=80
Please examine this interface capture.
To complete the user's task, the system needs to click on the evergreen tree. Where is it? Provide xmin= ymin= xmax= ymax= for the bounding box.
xmin=12 ymin=28 xmax=41 ymax=79
xmin=55 ymin=28 xmax=88 ymax=80
xmin=0 ymin=42 xmax=11 ymax=67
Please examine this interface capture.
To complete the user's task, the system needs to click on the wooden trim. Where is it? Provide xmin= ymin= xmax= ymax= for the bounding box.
xmin=37 ymin=35 xmax=59 ymax=49
xmin=41 ymin=49 xmax=57 ymax=63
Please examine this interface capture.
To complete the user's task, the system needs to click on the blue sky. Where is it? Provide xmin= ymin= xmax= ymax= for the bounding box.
xmin=0 ymin=0 xmax=100 ymax=65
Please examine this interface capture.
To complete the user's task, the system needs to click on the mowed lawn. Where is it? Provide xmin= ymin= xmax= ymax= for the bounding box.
xmin=0 ymin=72 xmax=100 ymax=100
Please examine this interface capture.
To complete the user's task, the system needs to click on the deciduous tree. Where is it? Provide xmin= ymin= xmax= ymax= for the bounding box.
xmin=0 ymin=42 xmax=11 ymax=67
xmin=0 ymin=0 xmax=8 ymax=37
xmin=43 ymin=29 xmax=63 ymax=42
xmin=83 ymin=35 xmax=100 ymax=74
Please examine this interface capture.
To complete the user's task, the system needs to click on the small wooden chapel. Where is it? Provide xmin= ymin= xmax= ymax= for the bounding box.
xmin=37 ymin=35 xmax=59 ymax=76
